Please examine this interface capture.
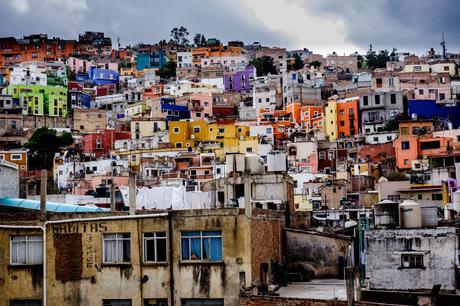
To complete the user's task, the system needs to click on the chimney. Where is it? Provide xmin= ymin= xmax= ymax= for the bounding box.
xmin=40 ymin=169 xmax=47 ymax=220
xmin=129 ymin=172 xmax=136 ymax=215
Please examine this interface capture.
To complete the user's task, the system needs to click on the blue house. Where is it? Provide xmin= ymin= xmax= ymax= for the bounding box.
xmin=160 ymin=97 xmax=190 ymax=127
xmin=88 ymin=66 xmax=119 ymax=86
xmin=408 ymin=99 xmax=460 ymax=129
xmin=136 ymin=50 xmax=167 ymax=71
xmin=75 ymin=73 xmax=89 ymax=83
xmin=68 ymin=90 xmax=92 ymax=109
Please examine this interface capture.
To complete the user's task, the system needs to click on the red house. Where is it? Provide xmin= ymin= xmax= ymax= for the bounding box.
xmin=81 ymin=129 xmax=130 ymax=157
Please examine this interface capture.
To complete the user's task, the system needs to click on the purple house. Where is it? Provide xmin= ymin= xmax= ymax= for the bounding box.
xmin=224 ymin=65 xmax=255 ymax=93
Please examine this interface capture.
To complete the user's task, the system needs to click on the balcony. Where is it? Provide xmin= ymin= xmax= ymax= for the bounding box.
xmin=364 ymin=117 xmax=384 ymax=124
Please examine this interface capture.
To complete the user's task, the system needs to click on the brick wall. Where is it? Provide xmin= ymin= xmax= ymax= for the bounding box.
xmin=250 ymin=215 xmax=284 ymax=284
xmin=240 ymin=296 xmax=347 ymax=306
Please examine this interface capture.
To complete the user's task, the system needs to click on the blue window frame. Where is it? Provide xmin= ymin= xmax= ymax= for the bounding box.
xmin=181 ymin=231 xmax=222 ymax=261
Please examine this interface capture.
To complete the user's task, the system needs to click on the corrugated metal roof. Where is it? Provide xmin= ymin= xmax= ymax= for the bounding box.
xmin=0 ymin=198 xmax=109 ymax=213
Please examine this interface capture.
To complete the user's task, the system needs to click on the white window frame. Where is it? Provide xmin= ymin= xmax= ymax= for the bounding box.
xmin=102 ymin=233 xmax=131 ymax=264
xmin=143 ymin=232 xmax=167 ymax=263
xmin=10 ymin=235 xmax=43 ymax=265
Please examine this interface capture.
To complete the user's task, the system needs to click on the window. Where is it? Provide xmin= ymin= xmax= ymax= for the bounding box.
xmin=418 ymin=194 xmax=423 ymax=200
xmin=391 ymin=94 xmax=396 ymax=104
xmin=404 ymin=159 xmax=409 ymax=166
xmin=432 ymin=194 xmax=442 ymax=201
xmin=439 ymin=93 xmax=445 ymax=100
xmin=11 ymin=154 xmax=22 ymax=161
xmin=144 ymin=232 xmax=167 ymax=263
xmin=373 ymin=137 xmax=378 ymax=142
xmin=375 ymin=95 xmax=380 ymax=105
xmin=387 ymin=135 xmax=392 ymax=141
xmin=181 ymin=231 xmax=222 ymax=261
xmin=420 ymin=140 xmax=440 ymax=150
xmin=10 ymin=235 xmax=43 ymax=265
xmin=103 ymin=300 xmax=132 ymax=306
xmin=413 ymin=66 xmax=421 ymax=72
xmin=181 ymin=300 xmax=223 ymax=306
xmin=144 ymin=299 xmax=168 ymax=306
xmin=376 ymin=78 xmax=383 ymax=88
xmin=218 ymin=128 xmax=225 ymax=134
xmin=193 ymin=127 xmax=200 ymax=133
xmin=340 ymin=120 xmax=345 ymax=127
xmin=401 ymin=253 xmax=423 ymax=269
xmin=418 ymin=89 xmax=424 ymax=95
xmin=278 ymin=126 xmax=284 ymax=132
xmin=318 ymin=151 xmax=325 ymax=160
xmin=9 ymin=300 xmax=42 ymax=306
xmin=363 ymin=96 xmax=368 ymax=106
xmin=339 ymin=110 xmax=344 ymax=115
xmin=103 ymin=233 xmax=131 ymax=263
xmin=401 ymin=141 xmax=410 ymax=150
xmin=173 ymin=127 xmax=180 ymax=133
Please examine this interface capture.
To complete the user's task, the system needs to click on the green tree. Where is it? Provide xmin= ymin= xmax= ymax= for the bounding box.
xmin=357 ymin=54 xmax=365 ymax=69
xmin=170 ymin=26 xmax=189 ymax=45
xmin=193 ymin=33 xmax=206 ymax=47
xmin=250 ymin=56 xmax=277 ymax=77
xmin=309 ymin=60 xmax=322 ymax=69
xmin=365 ymin=44 xmax=377 ymax=69
xmin=158 ymin=61 xmax=177 ymax=79
xmin=293 ymin=53 xmax=304 ymax=70
xmin=26 ymin=127 xmax=73 ymax=170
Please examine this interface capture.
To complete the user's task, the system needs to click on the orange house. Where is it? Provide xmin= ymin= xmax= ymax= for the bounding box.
xmin=285 ymin=102 xmax=301 ymax=125
xmin=336 ymin=97 xmax=359 ymax=138
xmin=394 ymin=120 xmax=435 ymax=169
xmin=301 ymin=105 xmax=323 ymax=131
xmin=144 ymin=84 xmax=164 ymax=100
xmin=0 ymin=150 xmax=28 ymax=171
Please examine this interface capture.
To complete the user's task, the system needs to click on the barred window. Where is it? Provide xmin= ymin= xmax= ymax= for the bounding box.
xmin=103 ymin=300 xmax=132 ymax=306
xmin=10 ymin=235 xmax=43 ymax=265
xmin=401 ymin=253 xmax=423 ymax=269
xmin=181 ymin=231 xmax=222 ymax=261
xmin=103 ymin=233 xmax=131 ymax=263
xmin=144 ymin=232 xmax=167 ymax=263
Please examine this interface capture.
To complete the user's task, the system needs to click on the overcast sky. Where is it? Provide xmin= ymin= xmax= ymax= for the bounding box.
xmin=1 ymin=0 xmax=459 ymax=56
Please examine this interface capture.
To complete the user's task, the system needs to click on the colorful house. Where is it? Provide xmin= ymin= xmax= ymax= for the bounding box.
xmin=223 ymin=65 xmax=255 ymax=93
xmin=82 ymin=129 xmax=131 ymax=157
xmin=5 ymin=84 xmax=68 ymax=117
xmin=408 ymin=100 xmax=460 ymax=129
xmin=324 ymin=97 xmax=359 ymax=141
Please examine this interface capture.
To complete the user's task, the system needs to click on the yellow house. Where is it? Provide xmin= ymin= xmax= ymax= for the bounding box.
xmin=169 ymin=121 xmax=193 ymax=148
xmin=324 ymin=100 xmax=338 ymax=142
xmin=131 ymin=119 xmax=167 ymax=139
xmin=169 ymin=120 xmax=256 ymax=158
xmin=125 ymin=102 xmax=149 ymax=119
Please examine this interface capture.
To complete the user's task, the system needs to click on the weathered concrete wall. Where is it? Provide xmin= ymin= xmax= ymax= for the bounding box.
xmin=0 ymin=209 xmax=287 ymax=306
xmin=0 ymin=163 xmax=19 ymax=197
xmin=365 ymin=227 xmax=457 ymax=291
xmin=240 ymin=296 xmax=347 ymax=306
xmin=285 ymin=229 xmax=350 ymax=279
xmin=0 ymin=228 xmax=44 ymax=304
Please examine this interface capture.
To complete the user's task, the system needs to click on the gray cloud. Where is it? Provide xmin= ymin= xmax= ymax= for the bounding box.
xmin=0 ymin=0 xmax=285 ymax=47
xmin=302 ymin=0 xmax=460 ymax=54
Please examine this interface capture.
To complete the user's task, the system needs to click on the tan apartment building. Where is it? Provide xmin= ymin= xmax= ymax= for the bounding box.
xmin=73 ymin=109 xmax=107 ymax=134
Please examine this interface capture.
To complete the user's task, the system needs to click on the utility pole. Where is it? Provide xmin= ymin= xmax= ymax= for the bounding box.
xmin=40 ymin=169 xmax=47 ymax=221
xmin=440 ymin=33 xmax=447 ymax=60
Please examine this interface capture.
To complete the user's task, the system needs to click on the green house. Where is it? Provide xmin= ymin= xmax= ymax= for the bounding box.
xmin=6 ymin=84 xmax=68 ymax=117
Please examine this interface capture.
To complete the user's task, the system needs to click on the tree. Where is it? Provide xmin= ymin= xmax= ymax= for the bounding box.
xmin=158 ymin=61 xmax=177 ymax=79
xmin=193 ymin=33 xmax=206 ymax=47
xmin=26 ymin=127 xmax=73 ymax=170
xmin=357 ymin=54 xmax=365 ymax=69
xmin=390 ymin=48 xmax=399 ymax=61
xmin=170 ymin=26 xmax=189 ymax=45
xmin=365 ymin=44 xmax=377 ymax=69
xmin=250 ymin=56 xmax=277 ymax=77
xmin=293 ymin=53 xmax=304 ymax=70
xmin=309 ymin=60 xmax=322 ymax=69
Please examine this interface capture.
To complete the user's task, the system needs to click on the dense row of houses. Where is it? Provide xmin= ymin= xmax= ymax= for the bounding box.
xmin=1 ymin=32 xmax=460 ymax=305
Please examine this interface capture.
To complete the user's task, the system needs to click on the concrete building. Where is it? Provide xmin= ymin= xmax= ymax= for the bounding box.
xmin=177 ymin=51 xmax=193 ymax=68
xmin=0 ymin=207 xmax=286 ymax=306
xmin=0 ymin=159 xmax=19 ymax=197
xmin=366 ymin=227 xmax=459 ymax=291
xmin=326 ymin=54 xmax=358 ymax=73
xmin=359 ymin=91 xmax=404 ymax=133
xmin=73 ymin=109 xmax=107 ymax=134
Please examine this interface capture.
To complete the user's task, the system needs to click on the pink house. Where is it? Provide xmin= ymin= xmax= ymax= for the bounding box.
xmin=399 ymin=71 xmax=451 ymax=103
xmin=185 ymin=93 xmax=213 ymax=120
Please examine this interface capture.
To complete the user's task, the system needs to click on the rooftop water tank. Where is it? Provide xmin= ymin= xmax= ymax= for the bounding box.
xmin=399 ymin=200 xmax=422 ymax=229
xmin=453 ymin=190 xmax=460 ymax=213
xmin=267 ymin=151 xmax=287 ymax=172
xmin=374 ymin=199 xmax=399 ymax=229
xmin=420 ymin=203 xmax=438 ymax=228
xmin=245 ymin=154 xmax=265 ymax=174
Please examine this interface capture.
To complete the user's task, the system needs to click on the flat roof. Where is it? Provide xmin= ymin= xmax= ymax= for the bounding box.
xmin=276 ymin=279 xmax=346 ymax=300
